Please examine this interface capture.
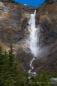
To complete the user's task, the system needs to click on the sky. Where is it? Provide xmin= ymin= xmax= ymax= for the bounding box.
xmin=14 ymin=0 xmax=45 ymax=7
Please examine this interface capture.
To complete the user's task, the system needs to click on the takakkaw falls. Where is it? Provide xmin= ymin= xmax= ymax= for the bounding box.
xmin=0 ymin=1 xmax=57 ymax=84
xmin=28 ymin=10 xmax=40 ymax=75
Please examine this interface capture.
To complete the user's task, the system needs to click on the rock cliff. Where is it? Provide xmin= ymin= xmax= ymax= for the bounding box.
xmin=0 ymin=1 xmax=57 ymax=74
xmin=35 ymin=2 xmax=57 ymax=74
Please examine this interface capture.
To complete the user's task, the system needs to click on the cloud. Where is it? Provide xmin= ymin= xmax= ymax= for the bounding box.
xmin=24 ymin=4 xmax=27 ymax=6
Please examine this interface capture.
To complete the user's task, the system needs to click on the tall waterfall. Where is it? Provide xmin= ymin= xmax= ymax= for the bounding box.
xmin=28 ymin=10 xmax=40 ymax=57
xmin=28 ymin=10 xmax=40 ymax=74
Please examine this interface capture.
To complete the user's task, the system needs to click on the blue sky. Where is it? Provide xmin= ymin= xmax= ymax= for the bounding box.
xmin=14 ymin=0 xmax=45 ymax=7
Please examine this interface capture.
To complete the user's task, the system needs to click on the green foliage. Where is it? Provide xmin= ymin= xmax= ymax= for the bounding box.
xmin=0 ymin=45 xmax=56 ymax=86
xmin=28 ymin=73 xmax=51 ymax=86
xmin=38 ymin=72 xmax=50 ymax=86
xmin=47 ymin=69 xmax=57 ymax=78
xmin=0 ymin=45 xmax=26 ymax=86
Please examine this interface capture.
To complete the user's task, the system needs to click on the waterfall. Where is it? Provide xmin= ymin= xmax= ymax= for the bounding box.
xmin=28 ymin=10 xmax=40 ymax=57
xmin=28 ymin=10 xmax=40 ymax=75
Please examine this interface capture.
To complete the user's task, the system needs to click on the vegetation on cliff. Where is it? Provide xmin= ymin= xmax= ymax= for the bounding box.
xmin=0 ymin=45 xmax=26 ymax=86
xmin=0 ymin=45 xmax=57 ymax=86
xmin=0 ymin=45 xmax=50 ymax=86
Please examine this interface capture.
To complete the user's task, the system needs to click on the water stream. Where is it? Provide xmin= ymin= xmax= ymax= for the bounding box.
xmin=28 ymin=10 xmax=40 ymax=75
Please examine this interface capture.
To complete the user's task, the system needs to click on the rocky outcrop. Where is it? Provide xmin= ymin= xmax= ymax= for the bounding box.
xmin=36 ymin=3 xmax=57 ymax=45
xmin=17 ymin=49 xmax=34 ymax=72
xmin=0 ymin=2 xmax=29 ymax=43
xmin=34 ymin=3 xmax=57 ymax=74
xmin=0 ymin=2 xmax=36 ymax=50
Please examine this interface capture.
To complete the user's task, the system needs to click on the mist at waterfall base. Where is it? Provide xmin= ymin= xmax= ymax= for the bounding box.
xmin=28 ymin=10 xmax=40 ymax=57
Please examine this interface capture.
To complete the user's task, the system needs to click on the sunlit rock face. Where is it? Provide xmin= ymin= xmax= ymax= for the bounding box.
xmin=35 ymin=3 xmax=57 ymax=73
xmin=0 ymin=2 xmax=36 ymax=45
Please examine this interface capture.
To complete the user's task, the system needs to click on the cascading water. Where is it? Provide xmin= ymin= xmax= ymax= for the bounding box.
xmin=28 ymin=10 xmax=40 ymax=75
xmin=28 ymin=10 xmax=38 ymax=57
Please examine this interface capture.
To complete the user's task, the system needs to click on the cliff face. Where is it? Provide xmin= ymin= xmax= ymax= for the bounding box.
xmin=36 ymin=3 xmax=57 ymax=44
xmin=0 ymin=1 xmax=57 ymax=74
xmin=35 ymin=3 xmax=57 ymax=74
xmin=0 ymin=2 xmax=31 ymax=43
xmin=0 ymin=1 xmax=36 ymax=72
xmin=0 ymin=2 xmax=35 ymax=50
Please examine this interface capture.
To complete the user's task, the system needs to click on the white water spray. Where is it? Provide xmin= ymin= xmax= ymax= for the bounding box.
xmin=28 ymin=10 xmax=40 ymax=57
xmin=28 ymin=10 xmax=40 ymax=75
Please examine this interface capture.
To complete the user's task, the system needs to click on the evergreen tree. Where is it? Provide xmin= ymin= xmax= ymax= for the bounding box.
xmin=0 ymin=46 xmax=15 ymax=86
xmin=8 ymin=44 xmax=26 ymax=86
xmin=0 ymin=45 xmax=26 ymax=86
xmin=31 ymin=76 xmax=38 ymax=86
xmin=39 ymin=72 xmax=50 ymax=86
xmin=0 ymin=47 xmax=4 ymax=86
xmin=8 ymin=44 xmax=14 ymax=68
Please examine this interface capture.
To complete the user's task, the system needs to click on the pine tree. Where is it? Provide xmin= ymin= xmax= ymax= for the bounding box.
xmin=8 ymin=44 xmax=14 ymax=68
xmin=0 ymin=46 xmax=15 ymax=86
xmin=0 ymin=47 xmax=4 ymax=86
xmin=0 ymin=45 xmax=29 ymax=86
xmin=8 ymin=44 xmax=26 ymax=86
xmin=39 ymin=72 xmax=50 ymax=86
